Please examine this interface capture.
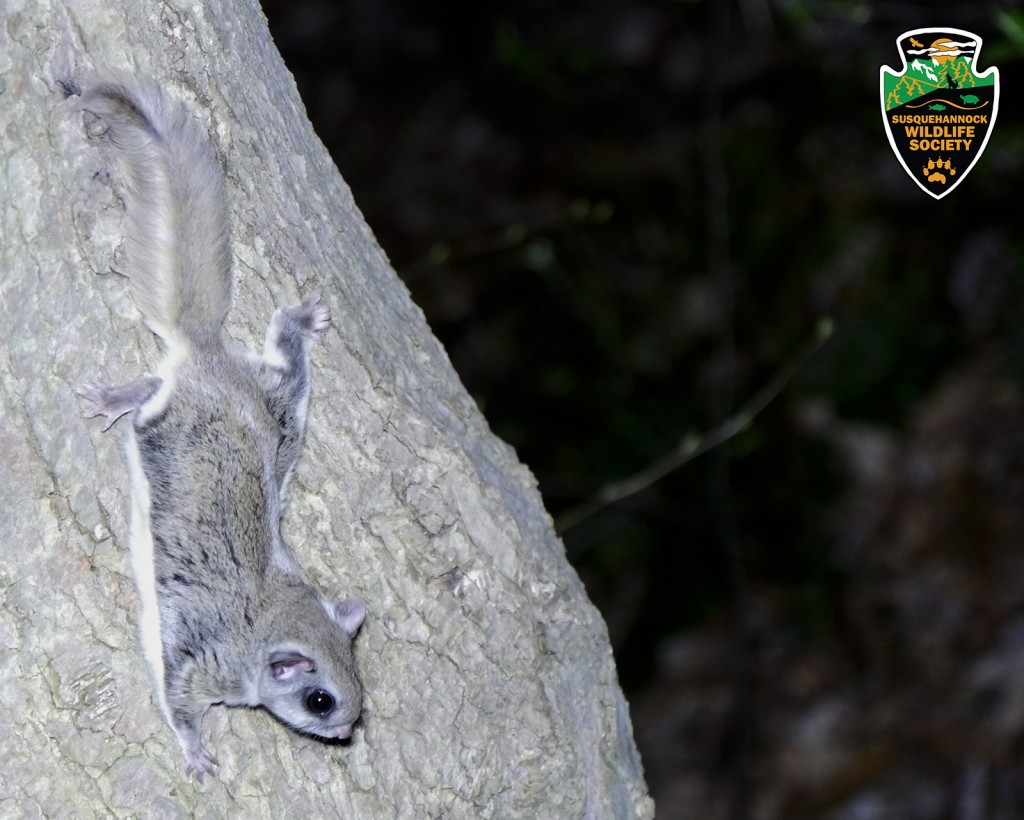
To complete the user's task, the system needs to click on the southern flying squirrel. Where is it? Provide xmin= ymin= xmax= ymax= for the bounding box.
xmin=74 ymin=79 xmax=366 ymax=779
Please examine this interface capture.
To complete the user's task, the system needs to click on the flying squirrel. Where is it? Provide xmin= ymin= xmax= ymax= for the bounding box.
xmin=72 ymin=78 xmax=366 ymax=779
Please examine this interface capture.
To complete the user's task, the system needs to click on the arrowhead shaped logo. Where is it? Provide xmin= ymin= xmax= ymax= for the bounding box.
xmin=880 ymin=28 xmax=999 ymax=199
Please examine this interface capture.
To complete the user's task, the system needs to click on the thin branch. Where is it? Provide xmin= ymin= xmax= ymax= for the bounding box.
xmin=554 ymin=317 xmax=834 ymax=534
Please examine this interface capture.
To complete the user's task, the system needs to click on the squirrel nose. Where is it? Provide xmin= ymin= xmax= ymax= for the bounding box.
xmin=328 ymin=723 xmax=353 ymax=739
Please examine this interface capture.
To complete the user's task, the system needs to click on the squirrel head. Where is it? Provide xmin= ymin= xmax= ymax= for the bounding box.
xmin=257 ymin=597 xmax=366 ymax=739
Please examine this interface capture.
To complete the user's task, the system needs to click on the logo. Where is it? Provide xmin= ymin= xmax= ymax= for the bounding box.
xmin=880 ymin=28 xmax=999 ymax=199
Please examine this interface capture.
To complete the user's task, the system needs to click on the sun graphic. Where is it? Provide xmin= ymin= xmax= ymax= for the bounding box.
xmin=930 ymin=38 xmax=958 ymax=64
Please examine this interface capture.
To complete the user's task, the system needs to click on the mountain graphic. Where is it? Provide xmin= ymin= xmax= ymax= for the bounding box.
xmin=884 ymin=55 xmax=986 ymax=110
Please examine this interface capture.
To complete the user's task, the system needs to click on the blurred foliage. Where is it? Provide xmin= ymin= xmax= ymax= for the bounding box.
xmin=264 ymin=0 xmax=1024 ymax=813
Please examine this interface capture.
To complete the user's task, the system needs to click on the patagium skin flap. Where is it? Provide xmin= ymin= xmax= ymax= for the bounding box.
xmin=74 ymin=77 xmax=366 ymax=780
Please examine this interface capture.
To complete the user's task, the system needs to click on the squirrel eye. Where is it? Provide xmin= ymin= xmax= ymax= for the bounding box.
xmin=306 ymin=689 xmax=335 ymax=715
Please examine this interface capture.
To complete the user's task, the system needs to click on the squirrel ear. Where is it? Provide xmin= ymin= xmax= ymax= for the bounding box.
xmin=325 ymin=598 xmax=366 ymax=637
xmin=268 ymin=650 xmax=315 ymax=681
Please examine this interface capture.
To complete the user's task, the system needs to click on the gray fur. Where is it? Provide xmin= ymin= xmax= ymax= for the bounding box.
xmin=76 ymin=80 xmax=231 ymax=346
xmin=75 ymin=79 xmax=365 ymax=779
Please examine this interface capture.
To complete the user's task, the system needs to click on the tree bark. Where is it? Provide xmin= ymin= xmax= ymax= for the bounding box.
xmin=0 ymin=1 xmax=653 ymax=815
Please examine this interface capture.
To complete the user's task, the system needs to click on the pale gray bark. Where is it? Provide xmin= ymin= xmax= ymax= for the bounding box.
xmin=0 ymin=0 xmax=653 ymax=816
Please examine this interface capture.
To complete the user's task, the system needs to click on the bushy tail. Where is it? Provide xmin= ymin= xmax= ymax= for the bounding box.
xmin=78 ymin=79 xmax=231 ymax=348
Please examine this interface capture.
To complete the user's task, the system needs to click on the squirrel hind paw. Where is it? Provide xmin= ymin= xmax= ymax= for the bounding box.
xmin=75 ymin=376 xmax=160 ymax=430
xmin=76 ymin=381 xmax=125 ymax=431
xmin=295 ymin=291 xmax=331 ymax=340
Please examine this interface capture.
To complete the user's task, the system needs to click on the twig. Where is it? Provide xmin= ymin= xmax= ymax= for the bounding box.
xmin=554 ymin=317 xmax=834 ymax=534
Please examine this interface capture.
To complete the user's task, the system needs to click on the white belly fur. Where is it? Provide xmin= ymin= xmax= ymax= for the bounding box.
xmin=124 ymin=425 xmax=168 ymax=720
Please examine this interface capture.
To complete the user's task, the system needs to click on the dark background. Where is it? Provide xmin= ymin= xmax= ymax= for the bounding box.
xmin=261 ymin=1 xmax=1024 ymax=816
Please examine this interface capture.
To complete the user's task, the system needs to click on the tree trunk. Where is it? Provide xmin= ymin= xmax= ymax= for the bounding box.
xmin=0 ymin=1 xmax=653 ymax=816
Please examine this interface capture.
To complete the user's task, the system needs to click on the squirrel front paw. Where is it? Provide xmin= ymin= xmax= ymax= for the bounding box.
xmin=183 ymin=742 xmax=219 ymax=781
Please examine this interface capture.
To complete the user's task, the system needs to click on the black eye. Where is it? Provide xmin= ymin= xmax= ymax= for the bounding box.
xmin=306 ymin=689 xmax=335 ymax=715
